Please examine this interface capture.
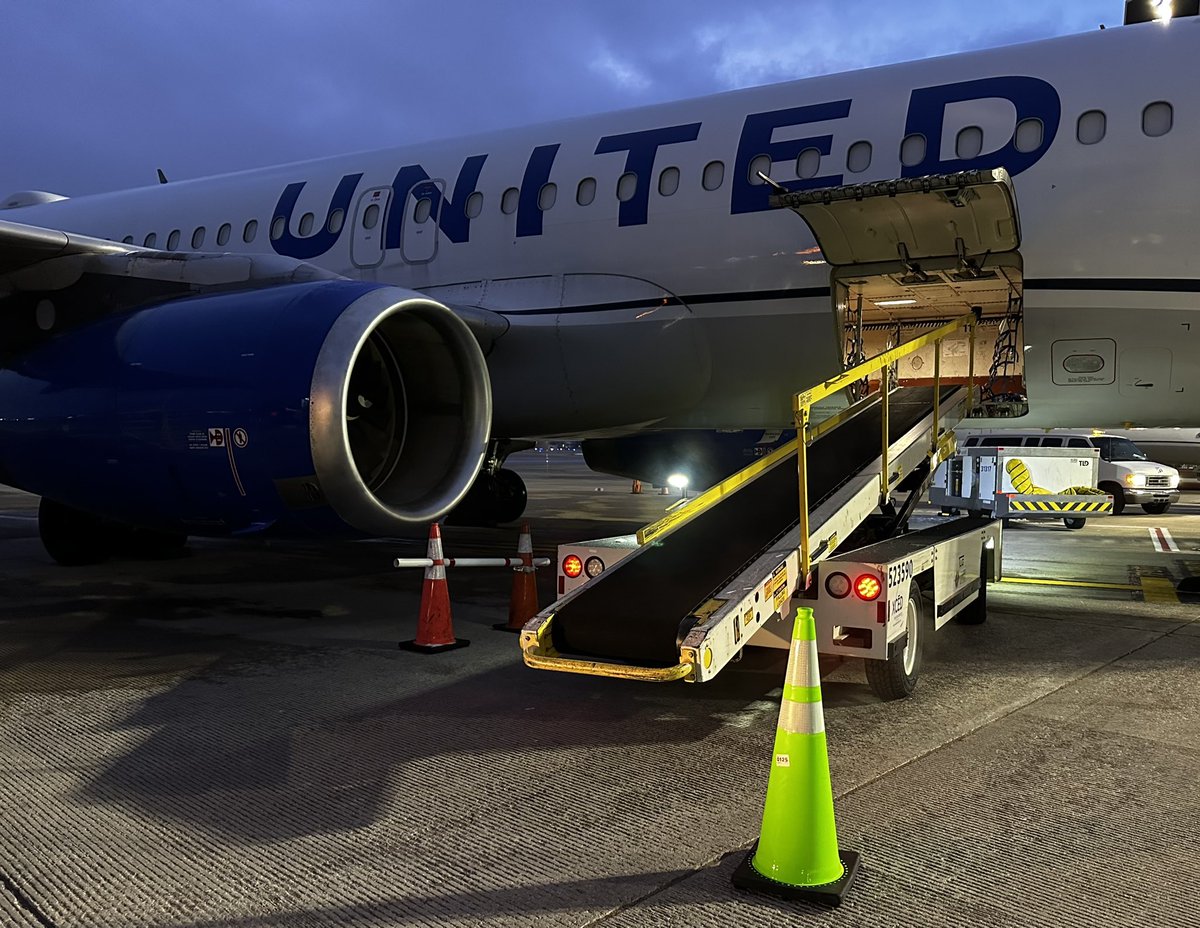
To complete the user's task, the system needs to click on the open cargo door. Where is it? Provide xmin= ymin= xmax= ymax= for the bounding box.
xmin=772 ymin=169 xmax=1027 ymax=417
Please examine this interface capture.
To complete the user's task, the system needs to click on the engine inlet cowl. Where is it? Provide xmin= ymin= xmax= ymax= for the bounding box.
xmin=310 ymin=287 xmax=492 ymax=534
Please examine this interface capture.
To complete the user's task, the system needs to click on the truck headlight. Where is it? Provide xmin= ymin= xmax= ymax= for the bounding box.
xmin=1169 ymin=474 xmax=1180 ymax=488
xmin=1125 ymin=473 xmax=1147 ymax=488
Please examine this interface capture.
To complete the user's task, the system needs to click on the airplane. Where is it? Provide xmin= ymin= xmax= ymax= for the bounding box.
xmin=1 ymin=2 xmax=1197 ymax=565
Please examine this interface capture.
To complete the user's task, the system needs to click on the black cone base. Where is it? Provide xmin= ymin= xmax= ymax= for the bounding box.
xmin=398 ymin=638 xmax=470 ymax=653
xmin=732 ymin=846 xmax=860 ymax=907
xmin=492 ymin=622 xmax=524 ymax=632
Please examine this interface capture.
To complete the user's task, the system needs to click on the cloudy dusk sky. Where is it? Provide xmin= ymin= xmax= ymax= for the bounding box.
xmin=0 ymin=1 xmax=1122 ymax=196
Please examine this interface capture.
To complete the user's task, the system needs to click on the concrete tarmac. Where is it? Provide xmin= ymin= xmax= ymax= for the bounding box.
xmin=0 ymin=452 xmax=1197 ymax=928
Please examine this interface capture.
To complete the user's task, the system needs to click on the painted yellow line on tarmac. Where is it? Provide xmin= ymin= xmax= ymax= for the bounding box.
xmin=1140 ymin=577 xmax=1180 ymax=604
xmin=999 ymin=577 xmax=1140 ymax=591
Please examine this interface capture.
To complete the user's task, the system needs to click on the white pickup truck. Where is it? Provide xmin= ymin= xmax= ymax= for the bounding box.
xmin=956 ymin=431 xmax=1180 ymax=515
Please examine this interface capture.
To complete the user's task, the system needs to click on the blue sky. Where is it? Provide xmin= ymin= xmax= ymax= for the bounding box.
xmin=0 ymin=1 xmax=1117 ymax=196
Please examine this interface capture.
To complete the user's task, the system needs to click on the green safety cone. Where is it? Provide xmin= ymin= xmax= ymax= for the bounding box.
xmin=732 ymin=605 xmax=860 ymax=905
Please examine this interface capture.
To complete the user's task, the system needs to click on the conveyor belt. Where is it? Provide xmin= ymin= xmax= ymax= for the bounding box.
xmin=551 ymin=386 xmax=948 ymax=666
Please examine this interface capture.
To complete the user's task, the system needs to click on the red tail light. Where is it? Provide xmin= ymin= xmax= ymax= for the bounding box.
xmin=562 ymin=555 xmax=584 ymax=578
xmin=854 ymin=574 xmax=881 ymax=601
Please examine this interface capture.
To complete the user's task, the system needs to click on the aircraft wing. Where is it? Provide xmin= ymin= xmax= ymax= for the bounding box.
xmin=0 ymin=216 xmax=509 ymax=354
xmin=0 ymin=217 xmax=133 ymax=275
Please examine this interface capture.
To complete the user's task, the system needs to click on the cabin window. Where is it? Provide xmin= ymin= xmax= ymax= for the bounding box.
xmin=501 ymin=187 xmax=519 ymax=214
xmin=362 ymin=203 xmax=380 ymax=229
xmin=465 ymin=191 xmax=483 ymax=218
xmin=243 ymin=219 xmax=258 ymax=243
xmin=576 ymin=177 xmax=596 ymax=206
xmin=413 ymin=197 xmax=433 ymax=223
xmin=956 ymin=126 xmax=983 ymax=160
xmin=796 ymin=148 xmax=822 ymax=180
xmin=216 ymin=223 xmax=231 ymax=246
xmin=298 ymin=212 xmax=315 ymax=236
xmin=747 ymin=154 xmax=772 ymax=185
xmin=846 ymin=141 xmax=872 ymax=173
xmin=900 ymin=133 xmax=926 ymax=167
xmin=121 ymin=235 xmax=134 ymax=245
xmin=270 ymin=217 xmax=286 ymax=240
xmin=658 ymin=166 xmax=680 ymax=197
xmin=167 ymin=229 xmax=181 ymax=251
xmin=1076 ymin=110 xmax=1106 ymax=145
xmin=143 ymin=233 xmax=157 ymax=247
xmin=616 ymin=172 xmax=638 ymax=202
xmin=190 ymin=227 xmax=205 ymax=249
xmin=1143 ymin=101 xmax=1173 ymax=137
xmin=538 ymin=182 xmax=557 ymax=211
xmin=327 ymin=209 xmax=344 ymax=234
xmin=702 ymin=160 xmax=724 ymax=191
xmin=1014 ymin=118 xmax=1043 ymax=154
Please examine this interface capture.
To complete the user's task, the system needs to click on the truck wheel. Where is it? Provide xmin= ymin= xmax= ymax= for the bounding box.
xmin=955 ymin=549 xmax=989 ymax=624
xmin=1100 ymin=483 xmax=1125 ymax=515
xmin=1063 ymin=517 xmax=1087 ymax=530
xmin=865 ymin=584 xmax=924 ymax=700
xmin=1142 ymin=502 xmax=1171 ymax=515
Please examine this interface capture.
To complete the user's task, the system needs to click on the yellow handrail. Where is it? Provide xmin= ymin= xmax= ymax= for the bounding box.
xmin=522 ymin=310 xmax=978 ymax=682
xmin=519 ymin=614 xmax=694 ymax=681
xmin=794 ymin=311 xmax=978 ymax=583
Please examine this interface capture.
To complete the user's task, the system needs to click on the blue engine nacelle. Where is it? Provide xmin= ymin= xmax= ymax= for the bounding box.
xmin=0 ymin=280 xmax=492 ymax=536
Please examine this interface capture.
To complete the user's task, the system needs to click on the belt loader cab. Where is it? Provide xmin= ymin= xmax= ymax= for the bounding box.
xmin=957 ymin=431 xmax=1180 ymax=515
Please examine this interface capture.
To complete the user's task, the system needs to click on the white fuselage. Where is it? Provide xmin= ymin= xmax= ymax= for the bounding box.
xmin=7 ymin=19 xmax=1200 ymax=433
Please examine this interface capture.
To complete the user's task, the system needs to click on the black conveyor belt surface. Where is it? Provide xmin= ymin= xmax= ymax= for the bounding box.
xmin=551 ymin=387 xmax=948 ymax=666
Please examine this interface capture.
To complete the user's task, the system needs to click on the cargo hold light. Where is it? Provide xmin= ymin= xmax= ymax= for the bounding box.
xmin=854 ymin=574 xmax=882 ymax=601
xmin=563 ymin=555 xmax=584 ymax=578
xmin=874 ymin=299 xmax=917 ymax=307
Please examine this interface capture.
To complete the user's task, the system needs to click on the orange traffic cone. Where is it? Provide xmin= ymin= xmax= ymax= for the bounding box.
xmin=496 ymin=521 xmax=539 ymax=632
xmin=399 ymin=523 xmax=470 ymax=653
xmin=631 ymin=479 xmax=643 ymax=494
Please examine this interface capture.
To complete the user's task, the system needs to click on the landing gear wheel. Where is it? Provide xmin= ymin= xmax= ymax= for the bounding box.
xmin=492 ymin=468 xmax=528 ymax=524
xmin=1101 ymin=484 xmax=1125 ymax=515
xmin=447 ymin=468 xmax=528 ymax=526
xmin=38 ymin=498 xmax=109 ymax=566
xmin=954 ymin=549 xmax=988 ymax=624
xmin=1142 ymin=501 xmax=1171 ymax=515
xmin=865 ymin=583 xmax=924 ymax=700
xmin=1063 ymin=517 xmax=1087 ymax=530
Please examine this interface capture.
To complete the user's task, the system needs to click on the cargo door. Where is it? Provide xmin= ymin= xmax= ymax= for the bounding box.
xmin=773 ymin=168 xmax=1020 ymax=269
xmin=772 ymin=169 xmax=1025 ymax=412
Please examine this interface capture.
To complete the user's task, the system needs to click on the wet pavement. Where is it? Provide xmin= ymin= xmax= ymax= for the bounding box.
xmin=0 ymin=453 xmax=1197 ymax=927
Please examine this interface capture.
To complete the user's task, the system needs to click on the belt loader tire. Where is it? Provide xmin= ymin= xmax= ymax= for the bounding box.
xmin=865 ymin=581 xmax=925 ymax=700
